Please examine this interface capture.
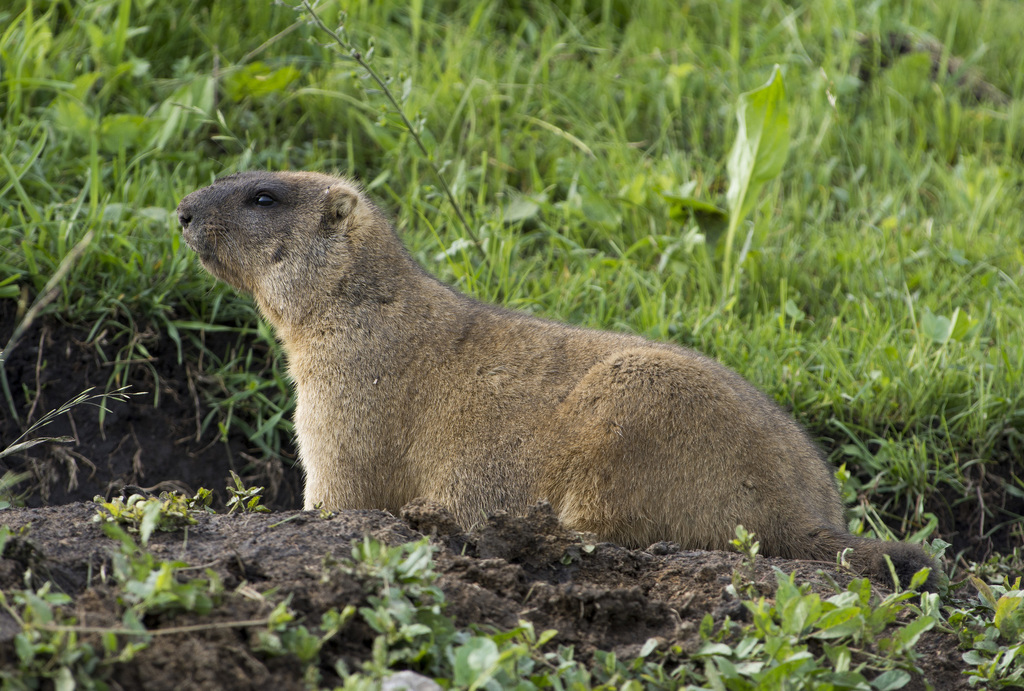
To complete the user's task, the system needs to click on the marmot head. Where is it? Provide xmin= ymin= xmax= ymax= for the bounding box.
xmin=177 ymin=171 xmax=382 ymax=325
xmin=176 ymin=171 xmax=363 ymax=291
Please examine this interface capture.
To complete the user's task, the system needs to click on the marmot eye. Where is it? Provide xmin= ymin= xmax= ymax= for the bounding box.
xmin=255 ymin=194 xmax=276 ymax=207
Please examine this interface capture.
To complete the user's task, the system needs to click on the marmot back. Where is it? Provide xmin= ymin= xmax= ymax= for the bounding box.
xmin=177 ymin=171 xmax=941 ymax=591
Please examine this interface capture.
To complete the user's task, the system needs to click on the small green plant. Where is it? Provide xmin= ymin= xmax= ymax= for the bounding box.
xmin=257 ymin=539 xmax=465 ymax=686
xmin=966 ymin=546 xmax=1024 ymax=584
xmin=691 ymin=568 xmax=939 ymax=689
xmin=323 ymin=538 xmax=575 ymax=688
xmin=315 ymin=501 xmax=336 ymax=519
xmin=324 ymin=540 xmax=953 ymax=689
xmin=225 ymin=470 xmax=272 ymax=514
xmin=338 ymin=538 xmax=452 ymax=675
xmin=93 ymin=488 xmax=214 ymax=543
xmin=0 ymin=578 xmax=111 ymax=690
xmin=255 ymin=601 xmax=356 ymax=688
xmin=662 ymin=66 xmax=790 ymax=301
xmin=258 ymin=602 xmax=355 ymax=661
xmin=0 ymin=517 xmax=289 ymax=689
xmin=950 ymin=576 xmax=1024 ymax=687
xmin=730 ymin=524 xmax=761 ymax=598
xmin=102 ymin=522 xmax=224 ymax=620
xmin=251 ymin=538 xmax=453 ymax=686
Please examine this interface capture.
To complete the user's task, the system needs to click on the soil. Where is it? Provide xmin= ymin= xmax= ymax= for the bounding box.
xmin=0 ymin=501 xmax=970 ymax=690
xmin=0 ymin=304 xmax=304 ymax=511
xmin=0 ymin=309 xmax=987 ymax=689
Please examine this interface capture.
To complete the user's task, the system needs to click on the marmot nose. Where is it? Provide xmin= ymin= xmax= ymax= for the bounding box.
xmin=177 ymin=209 xmax=192 ymax=230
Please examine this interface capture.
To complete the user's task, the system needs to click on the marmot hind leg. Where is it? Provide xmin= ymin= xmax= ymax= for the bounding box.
xmin=536 ymin=348 xmax=764 ymax=550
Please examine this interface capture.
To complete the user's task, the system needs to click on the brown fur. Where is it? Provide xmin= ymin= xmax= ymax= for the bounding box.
xmin=176 ymin=171 xmax=940 ymax=590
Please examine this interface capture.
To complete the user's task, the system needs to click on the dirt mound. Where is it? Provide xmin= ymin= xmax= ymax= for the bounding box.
xmin=0 ymin=499 xmax=968 ymax=689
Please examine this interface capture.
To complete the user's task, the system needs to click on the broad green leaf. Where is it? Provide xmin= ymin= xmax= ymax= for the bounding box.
xmin=694 ymin=642 xmax=733 ymax=657
xmin=55 ymin=666 xmax=75 ymax=691
xmin=994 ymin=595 xmax=1023 ymax=641
xmin=400 ymin=623 xmax=432 ymax=637
xmin=921 ymin=308 xmax=952 ymax=344
xmin=908 ymin=567 xmax=934 ymax=592
xmin=813 ymin=606 xmax=863 ymax=639
xmin=454 ymin=637 xmax=500 ymax=686
xmin=224 ymin=62 xmax=301 ymax=101
xmin=14 ymin=633 xmax=34 ymax=665
xmin=872 ymin=668 xmax=910 ymax=690
xmin=971 ymin=576 xmax=998 ymax=609
xmin=661 ymin=193 xmax=728 ymax=217
xmin=537 ymin=629 xmax=558 ymax=646
xmin=823 ymin=643 xmax=852 ymax=673
xmin=950 ymin=307 xmax=977 ymax=342
xmin=754 ymin=651 xmax=814 ymax=685
xmin=891 ymin=615 xmax=936 ymax=652
xmin=784 ymin=298 xmax=806 ymax=322
xmin=781 ymin=592 xmax=822 ymax=635
xmin=882 ymin=53 xmax=933 ymax=101
xmin=24 ymin=592 xmax=55 ymax=624
xmin=828 ymin=670 xmax=872 ymax=687
xmin=725 ymin=65 xmax=790 ymax=227
xmin=962 ymin=650 xmax=990 ymax=665
xmin=54 ymin=96 xmax=94 ymax=140
xmin=504 ymin=195 xmax=542 ymax=224
xmin=721 ymin=65 xmax=789 ymax=296
xmin=139 ymin=499 xmax=163 ymax=545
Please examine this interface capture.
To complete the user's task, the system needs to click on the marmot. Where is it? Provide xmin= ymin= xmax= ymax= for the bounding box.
xmin=177 ymin=171 xmax=939 ymax=590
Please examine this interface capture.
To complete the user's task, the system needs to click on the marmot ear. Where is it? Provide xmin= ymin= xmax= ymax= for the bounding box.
xmin=322 ymin=184 xmax=359 ymax=232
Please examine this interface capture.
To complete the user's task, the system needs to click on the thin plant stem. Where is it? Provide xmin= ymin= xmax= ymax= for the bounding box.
xmin=299 ymin=0 xmax=490 ymax=271
xmin=36 ymin=618 xmax=274 ymax=637
xmin=0 ymin=387 xmax=132 ymax=460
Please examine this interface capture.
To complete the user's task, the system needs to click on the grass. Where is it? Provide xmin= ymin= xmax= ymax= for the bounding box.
xmin=1 ymin=0 xmax=1023 ymax=683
